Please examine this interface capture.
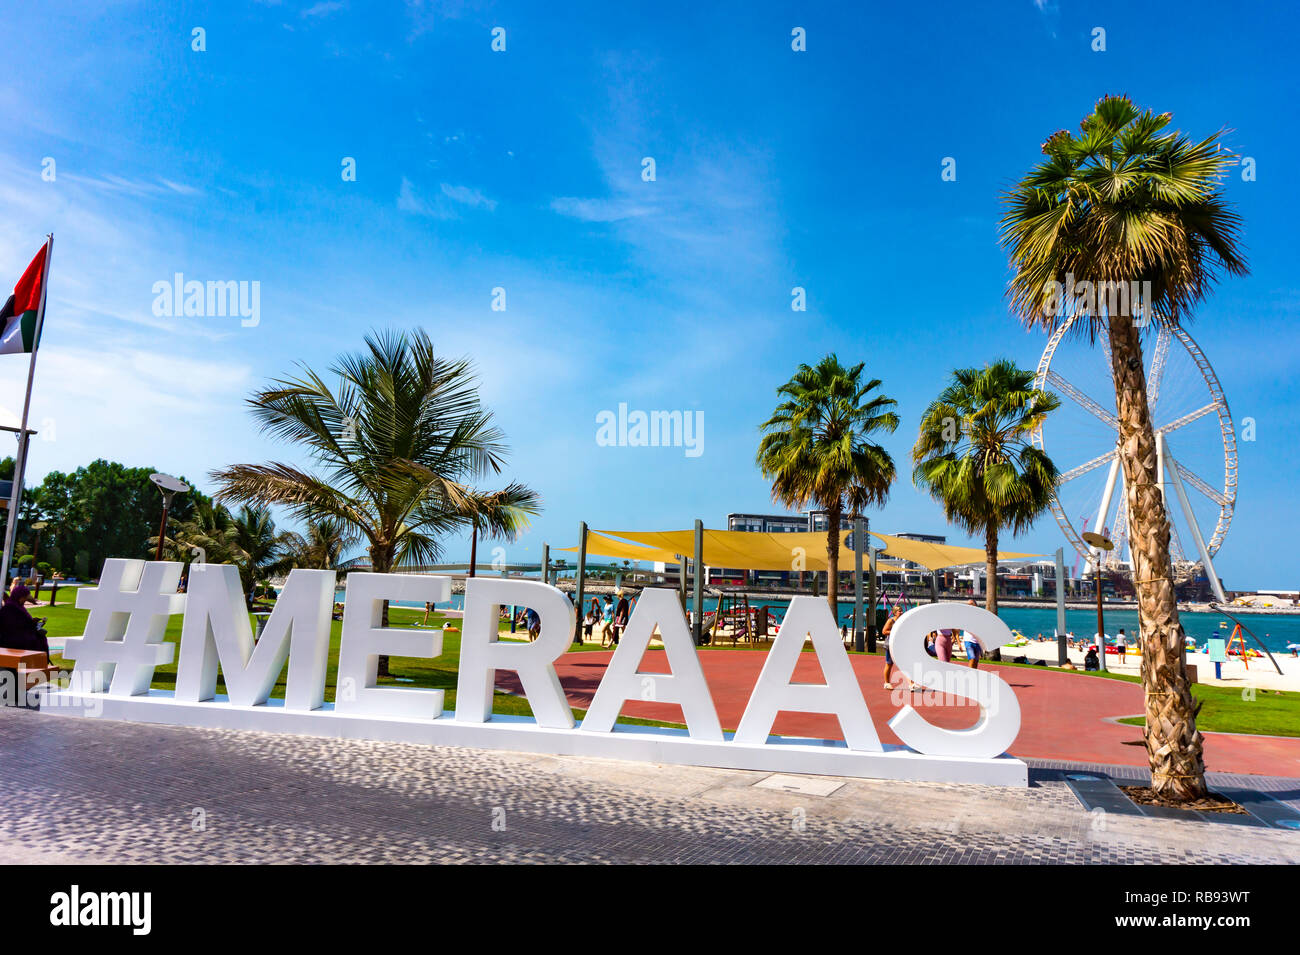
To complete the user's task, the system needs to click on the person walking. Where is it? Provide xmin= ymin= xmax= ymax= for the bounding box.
xmin=881 ymin=606 xmax=923 ymax=692
xmin=524 ymin=606 xmax=541 ymax=642
xmin=1116 ymin=627 xmax=1128 ymax=664
xmin=601 ymin=596 xmax=615 ymax=648
xmin=612 ymin=590 xmax=630 ymax=646
xmin=962 ymin=598 xmax=983 ymax=669
xmin=934 ymin=624 xmax=956 ymax=663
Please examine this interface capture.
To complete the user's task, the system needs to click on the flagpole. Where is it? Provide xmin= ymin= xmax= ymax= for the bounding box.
xmin=0 ymin=233 xmax=53 ymax=590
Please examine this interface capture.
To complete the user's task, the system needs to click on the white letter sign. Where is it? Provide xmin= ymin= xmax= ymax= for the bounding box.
xmin=734 ymin=596 xmax=881 ymax=751
xmin=336 ymin=573 xmax=450 ymax=719
xmin=455 ymin=578 xmax=576 ymax=729
xmin=48 ymin=564 xmax=1028 ymax=787
xmin=582 ymin=588 xmax=722 ymax=740
xmin=887 ymin=603 xmax=1021 ymax=759
xmin=175 ymin=564 xmax=335 ymax=711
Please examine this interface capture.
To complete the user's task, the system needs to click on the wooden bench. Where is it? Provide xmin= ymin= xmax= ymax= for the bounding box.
xmin=0 ymin=647 xmax=61 ymax=700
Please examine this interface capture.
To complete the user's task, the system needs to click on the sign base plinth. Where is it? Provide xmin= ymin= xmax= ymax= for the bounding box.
xmin=39 ymin=688 xmax=1028 ymax=787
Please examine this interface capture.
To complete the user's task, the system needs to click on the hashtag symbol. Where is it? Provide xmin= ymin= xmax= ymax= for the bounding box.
xmin=63 ymin=559 xmax=186 ymax=697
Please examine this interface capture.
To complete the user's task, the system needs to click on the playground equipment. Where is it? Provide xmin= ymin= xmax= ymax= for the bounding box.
xmin=701 ymin=594 xmax=782 ymax=646
xmin=1208 ymin=603 xmax=1284 ymax=675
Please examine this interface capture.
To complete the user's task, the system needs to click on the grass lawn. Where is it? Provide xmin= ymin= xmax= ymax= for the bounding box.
xmin=1116 ymin=684 xmax=1300 ymax=737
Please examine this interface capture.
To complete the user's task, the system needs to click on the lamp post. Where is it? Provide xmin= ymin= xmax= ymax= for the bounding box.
xmin=149 ymin=473 xmax=190 ymax=562
xmin=1082 ymin=531 xmax=1114 ymax=672
xmin=29 ymin=519 xmax=48 ymax=598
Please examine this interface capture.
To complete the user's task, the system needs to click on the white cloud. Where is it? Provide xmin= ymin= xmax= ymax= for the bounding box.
xmin=59 ymin=172 xmax=202 ymax=200
xmin=397 ymin=177 xmax=453 ymax=219
xmin=302 ymin=1 xmax=346 ymax=17
xmin=398 ymin=177 xmax=497 ymax=218
xmin=549 ymin=196 xmax=653 ymax=223
xmin=440 ymin=182 xmax=497 ymax=211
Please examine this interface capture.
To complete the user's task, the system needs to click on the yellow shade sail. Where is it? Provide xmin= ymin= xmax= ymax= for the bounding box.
xmin=868 ymin=530 xmax=1040 ymax=572
xmin=561 ymin=528 xmax=904 ymax=573
xmin=558 ymin=531 xmax=685 ymax=565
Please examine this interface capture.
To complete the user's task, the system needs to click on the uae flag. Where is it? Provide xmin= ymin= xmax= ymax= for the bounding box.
xmin=0 ymin=242 xmax=49 ymax=355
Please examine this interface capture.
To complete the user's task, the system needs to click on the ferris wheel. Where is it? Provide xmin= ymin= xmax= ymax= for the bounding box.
xmin=1031 ymin=318 xmax=1236 ymax=602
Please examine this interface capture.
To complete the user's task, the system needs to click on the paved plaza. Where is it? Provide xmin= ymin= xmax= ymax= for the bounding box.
xmin=513 ymin=649 xmax=1300 ymax=776
xmin=1 ymin=708 xmax=1297 ymax=864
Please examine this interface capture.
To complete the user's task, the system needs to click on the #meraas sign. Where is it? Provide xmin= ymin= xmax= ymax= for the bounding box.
xmin=48 ymin=559 xmax=1027 ymax=787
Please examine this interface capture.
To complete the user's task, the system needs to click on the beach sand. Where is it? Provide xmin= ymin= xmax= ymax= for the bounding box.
xmin=1000 ymin=638 xmax=1300 ymax=692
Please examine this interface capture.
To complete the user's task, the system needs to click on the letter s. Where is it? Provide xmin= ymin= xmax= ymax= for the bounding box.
xmin=886 ymin=603 xmax=1021 ymax=758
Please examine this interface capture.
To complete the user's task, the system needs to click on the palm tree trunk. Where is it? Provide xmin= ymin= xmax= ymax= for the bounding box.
xmin=468 ymin=525 xmax=478 ymax=578
xmin=1108 ymin=313 xmax=1206 ymax=801
xmin=825 ymin=506 xmax=841 ymax=619
xmin=984 ymin=521 xmax=999 ymax=615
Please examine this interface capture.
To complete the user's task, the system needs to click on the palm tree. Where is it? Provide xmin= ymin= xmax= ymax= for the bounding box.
xmin=461 ymin=484 xmax=542 ymax=577
xmin=757 ymin=355 xmax=899 ymax=619
xmin=211 ymin=329 xmax=540 ymax=674
xmin=284 ymin=515 xmax=361 ymax=571
xmin=912 ymin=360 xmax=1060 ymax=615
xmin=156 ymin=500 xmax=293 ymax=600
xmin=225 ymin=505 xmax=295 ymax=600
xmin=1000 ymin=95 xmax=1247 ymax=801
xmin=154 ymin=498 xmax=239 ymax=572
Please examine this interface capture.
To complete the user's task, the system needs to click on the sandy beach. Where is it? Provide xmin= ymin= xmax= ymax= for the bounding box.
xmin=999 ymin=638 xmax=1300 ymax=693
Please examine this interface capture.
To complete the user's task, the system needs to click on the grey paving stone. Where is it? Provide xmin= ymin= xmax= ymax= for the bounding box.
xmin=0 ymin=708 xmax=1297 ymax=864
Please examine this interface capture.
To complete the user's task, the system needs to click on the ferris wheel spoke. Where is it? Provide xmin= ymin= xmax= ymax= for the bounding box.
xmin=1044 ymin=371 xmax=1119 ymax=429
xmin=1173 ymin=462 xmax=1227 ymax=507
xmin=1058 ymin=448 xmax=1118 ymax=484
xmin=1147 ymin=328 xmax=1172 ymax=407
xmin=1155 ymin=402 xmax=1217 ymax=436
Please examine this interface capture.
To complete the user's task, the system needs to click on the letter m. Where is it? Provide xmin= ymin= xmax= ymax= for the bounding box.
xmin=1098 ymin=279 xmax=1130 ymax=318
xmin=650 ymin=410 xmax=682 ymax=448
xmin=206 ymin=280 xmax=239 ymax=317
xmin=174 ymin=564 xmax=335 ymax=710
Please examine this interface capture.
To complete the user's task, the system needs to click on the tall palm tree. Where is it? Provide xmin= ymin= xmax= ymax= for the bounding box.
xmin=1000 ymin=95 xmax=1247 ymax=801
xmin=912 ymin=360 xmax=1060 ymax=615
xmin=757 ymin=355 xmax=898 ymax=619
xmin=461 ymin=484 xmax=542 ymax=577
xmin=212 ymin=328 xmax=541 ymax=674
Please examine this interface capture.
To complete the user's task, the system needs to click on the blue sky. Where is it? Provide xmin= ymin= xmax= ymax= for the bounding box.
xmin=1 ymin=1 xmax=1297 ymax=588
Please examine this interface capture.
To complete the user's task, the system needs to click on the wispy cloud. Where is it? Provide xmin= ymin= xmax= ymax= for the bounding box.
xmin=397 ymin=177 xmax=497 ymax=218
xmin=549 ymin=196 xmax=653 ymax=223
xmin=302 ymin=1 xmax=346 ymax=18
xmin=59 ymin=172 xmax=203 ymax=199
xmin=440 ymin=182 xmax=497 ymax=211
xmin=547 ymin=53 xmax=783 ymax=292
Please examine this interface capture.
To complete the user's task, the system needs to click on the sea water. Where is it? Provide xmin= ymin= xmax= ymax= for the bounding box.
xmin=750 ymin=598 xmax=1299 ymax=655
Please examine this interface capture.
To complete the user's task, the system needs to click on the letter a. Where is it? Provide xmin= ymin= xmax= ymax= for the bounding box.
xmin=734 ymin=596 xmax=880 ymax=750
xmin=583 ymin=588 xmax=722 ymax=739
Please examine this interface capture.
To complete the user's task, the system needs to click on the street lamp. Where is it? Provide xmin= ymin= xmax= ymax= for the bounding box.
xmin=149 ymin=473 xmax=190 ymax=561
xmin=30 ymin=519 xmax=48 ymax=596
xmin=1082 ymin=531 xmax=1114 ymax=673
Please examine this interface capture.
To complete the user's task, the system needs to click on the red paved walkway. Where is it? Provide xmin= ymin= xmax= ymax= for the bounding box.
xmin=496 ymin=648 xmax=1300 ymax=777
